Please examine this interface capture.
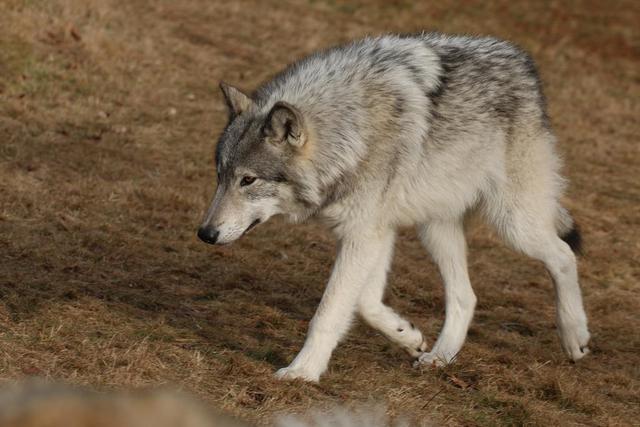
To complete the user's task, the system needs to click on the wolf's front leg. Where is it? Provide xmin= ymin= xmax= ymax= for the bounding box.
xmin=275 ymin=228 xmax=392 ymax=382
xmin=415 ymin=220 xmax=476 ymax=367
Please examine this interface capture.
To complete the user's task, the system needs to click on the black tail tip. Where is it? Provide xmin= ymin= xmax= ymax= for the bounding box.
xmin=560 ymin=224 xmax=583 ymax=255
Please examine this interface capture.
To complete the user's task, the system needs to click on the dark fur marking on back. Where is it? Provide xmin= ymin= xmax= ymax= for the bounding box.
xmin=427 ymin=46 xmax=463 ymax=110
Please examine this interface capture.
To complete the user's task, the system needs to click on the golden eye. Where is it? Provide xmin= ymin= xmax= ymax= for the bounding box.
xmin=240 ymin=176 xmax=257 ymax=187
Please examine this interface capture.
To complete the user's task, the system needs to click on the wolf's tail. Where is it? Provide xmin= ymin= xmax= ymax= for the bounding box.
xmin=556 ymin=205 xmax=583 ymax=255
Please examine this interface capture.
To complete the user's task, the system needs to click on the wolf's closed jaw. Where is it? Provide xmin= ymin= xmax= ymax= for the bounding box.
xmin=197 ymin=226 xmax=219 ymax=245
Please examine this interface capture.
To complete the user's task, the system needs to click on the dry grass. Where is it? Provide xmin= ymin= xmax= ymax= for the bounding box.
xmin=1 ymin=0 xmax=639 ymax=425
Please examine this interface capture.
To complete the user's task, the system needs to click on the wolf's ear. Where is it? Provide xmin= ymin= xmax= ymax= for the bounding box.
xmin=219 ymin=82 xmax=253 ymax=117
xmin=263 ymin=101 xmax=306 ymax=147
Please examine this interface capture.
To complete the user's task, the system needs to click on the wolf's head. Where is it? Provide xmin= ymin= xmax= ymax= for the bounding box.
xmin=198 ymin=83 xmax=315 ymax=245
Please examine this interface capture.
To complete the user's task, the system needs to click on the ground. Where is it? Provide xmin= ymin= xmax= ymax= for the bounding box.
xmin=0 ymin=0 xmax=639 ymax=425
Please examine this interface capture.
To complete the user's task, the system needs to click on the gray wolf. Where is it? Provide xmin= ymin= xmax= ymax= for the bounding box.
xmin=198 ymin=33 xmax=590 ymax=382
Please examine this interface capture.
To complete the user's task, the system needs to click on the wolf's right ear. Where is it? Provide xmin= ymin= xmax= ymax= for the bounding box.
xmin=219 ymin=82 xmax=253 ymax=118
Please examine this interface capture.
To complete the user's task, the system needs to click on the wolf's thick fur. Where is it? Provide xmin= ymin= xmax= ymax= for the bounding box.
xmin=199 ymin=33 xmax=590 ymax=382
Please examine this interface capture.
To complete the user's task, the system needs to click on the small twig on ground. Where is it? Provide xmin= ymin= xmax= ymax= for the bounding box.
xmin=422 ymin=387 xmax=445 ymax=410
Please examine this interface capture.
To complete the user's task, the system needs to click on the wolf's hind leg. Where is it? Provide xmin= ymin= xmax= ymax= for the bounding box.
xmin=490 ymin=203 xmax=590 ymax=361
xmin=415 ymin=220 xmax=476 ymax=366
xmin=358 ymin=233 xmax=427 ymax=357
xmin=483 ymin=127 xmax=590 ymax=360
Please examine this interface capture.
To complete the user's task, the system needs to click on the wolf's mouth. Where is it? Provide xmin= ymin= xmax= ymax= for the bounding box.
xmin=243 ymin=219 xmax=261 ymax=235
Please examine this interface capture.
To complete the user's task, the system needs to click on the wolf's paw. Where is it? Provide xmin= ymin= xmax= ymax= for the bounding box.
xmin=560 ymin=323 xmax=590 ymax=362
xmin=405 ymin=336 xmax=428 ymax=358
xmin=275 ymin=365 xmax=320 ymax=383
xmin=413 ymin=351 xmax=450 ymax=368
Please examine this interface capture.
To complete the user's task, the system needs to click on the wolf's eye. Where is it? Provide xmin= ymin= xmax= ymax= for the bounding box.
xmin=240 ymin=176 xmax=257 ymax=187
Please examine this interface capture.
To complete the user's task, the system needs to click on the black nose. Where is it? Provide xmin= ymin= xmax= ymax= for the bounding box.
xmin=197 ymin=226 xmax=219 ymax=245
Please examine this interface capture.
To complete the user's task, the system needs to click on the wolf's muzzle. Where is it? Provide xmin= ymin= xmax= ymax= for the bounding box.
xmin=197 ymin=226 xmax=219 ymax=245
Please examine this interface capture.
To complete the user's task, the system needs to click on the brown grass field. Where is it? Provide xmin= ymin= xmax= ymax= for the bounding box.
xmin=1 ymin=0 xmax=639 ymax=425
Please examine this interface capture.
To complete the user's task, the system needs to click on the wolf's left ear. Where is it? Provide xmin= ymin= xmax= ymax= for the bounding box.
xmin=263 ymin=101 xmax=306 ymax=147
xmin=220 ymin=82 xmax=253 ymax=117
